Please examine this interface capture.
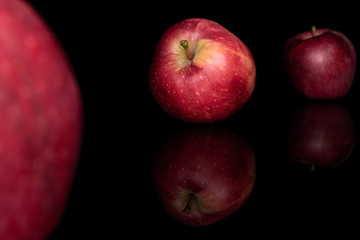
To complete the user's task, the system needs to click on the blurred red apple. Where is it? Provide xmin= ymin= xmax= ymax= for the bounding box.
xmin=149 ymin=18 xmax=256 ymax=123
xmin=286 ymin=102 xmax=354 ymax=169
xmin=0 ymin=0 xmax=82 ymax=239
xmin=283 ymin=26 xmax=356 ymax=99
xmin=152 ymin=126 xmax=256 ymax=226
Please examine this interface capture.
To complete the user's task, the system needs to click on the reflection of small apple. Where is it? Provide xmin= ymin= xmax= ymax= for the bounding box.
xmin=152 ymin=126 xmax=256 ymax=226
xmin=149 ymin=18 xmax=256 ymax=123
xmin=283 ymin=26 xmax=356 ymax=99
xmin=286 ymin=102 xmax=354 ymax=169
xmin=0 ymin=1 xmax=82 ymax=239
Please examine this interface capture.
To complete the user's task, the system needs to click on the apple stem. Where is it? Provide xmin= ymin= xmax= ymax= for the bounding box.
xmin=310 ymin=164 xmax=316 ymax=171
xmin=180 ymin=40 xmax=194 ymax=60
xmin=311 ymin=26 xmax=317 ymax=37
xmin=183 ymin=192 xmax=196 ymax=214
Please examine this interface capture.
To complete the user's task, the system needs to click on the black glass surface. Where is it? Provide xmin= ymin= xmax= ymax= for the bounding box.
xmin=19 ymin=2 xmax=360 ymax=238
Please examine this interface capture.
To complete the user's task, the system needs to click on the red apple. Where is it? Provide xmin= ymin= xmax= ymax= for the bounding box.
xmin=152 ymin=126 xmax=256 ymax=226
xmin=283 ymin=26 xmax=356 ymax=99
xmin=149 ymin=18 xmax=256 ymax=123
xmin=286 ymin=102 xmax=354 ymax=169
xmin=0 ymin=1 xmax=82 ymax=239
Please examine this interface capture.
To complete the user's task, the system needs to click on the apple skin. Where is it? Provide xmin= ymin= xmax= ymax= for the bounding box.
xmin=149 ymin=18 xmax=256 ymax=123
xmin=152 ymin=126 xmax=256 ymax=226
xmin=283 ymin=27 xmax=356 ymax=99
xmin=286 ymin=102 xmax=354 ymax=169
xmin=0 ymin=1 xmax=82 ymax=239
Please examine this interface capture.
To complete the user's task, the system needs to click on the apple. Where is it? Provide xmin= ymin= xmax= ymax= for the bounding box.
xmin=149 ymin=18 xmax=256 ymax=123
xmin=283 ymin=26 xmax=356 ymax=99
xmin=0 ymin=1 xmax=82 ymax=239
xmin=152 ymin=126 xmax=256 ymax=226
xmin=286 ymin=102 xmax=354 ymax=170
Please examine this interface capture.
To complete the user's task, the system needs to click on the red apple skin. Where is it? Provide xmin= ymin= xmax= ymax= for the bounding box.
xmin=152 ymin=126 xmax=256 ymax=226
xmin=0 ymin=1 xmax=82 ymax=239
xmin=283 ymin=27 xmax=356 ymax=99
xmin=149 ymin=18 xmax=256 ymax=123
xmin=286 ymin=102 xmax=354 ymax=168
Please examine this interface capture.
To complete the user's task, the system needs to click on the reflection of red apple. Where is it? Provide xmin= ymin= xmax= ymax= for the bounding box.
xmin=286 ymin=102 xmax=354 ymax=169
xmin=283 ymin=26 xmax=356 ymax=99
xmin=152 ymin=126 xmax=256 ymax=226
xmin=0 ymin=1 xmax=82 ymax=239
xmin=149 ymin=18 xmax=256 ymax=123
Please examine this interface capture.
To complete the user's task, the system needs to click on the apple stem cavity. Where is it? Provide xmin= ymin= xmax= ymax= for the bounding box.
xmin=183 ymin=192 xmax=196 ymax=214
xmin=180 ymin=40 xmax=194 ymax=60
xmin=311 ymin=26 xmax=317 ymax=37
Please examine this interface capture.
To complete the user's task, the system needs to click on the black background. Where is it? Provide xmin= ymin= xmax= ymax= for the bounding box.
xmin=25 ymin=1 xmax=360 ymax=238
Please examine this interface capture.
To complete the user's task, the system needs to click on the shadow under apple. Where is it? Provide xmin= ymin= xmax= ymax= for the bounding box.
xmin=286 ymin=101 xmax=355 ymax=170
xmin=152 ymin=126 xmax=256 ymax=226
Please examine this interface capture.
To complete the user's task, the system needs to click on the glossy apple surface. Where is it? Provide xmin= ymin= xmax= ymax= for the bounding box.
xmin=0 ymin=0 xmax=82 ymax=239
xmin=283 ymin=26 xmax=356 ymax=99
xmin=152 ymin=126 xmax=256 ymax=226
xmin=149 ymin=18 xmax=256 ymax=123
xmin=286 ymin=102 xmax=354 ymax=169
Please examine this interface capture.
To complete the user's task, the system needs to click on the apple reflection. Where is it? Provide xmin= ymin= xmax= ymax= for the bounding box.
xmin=152 ymin=126 xmax=256 ymax=226
xmin=286 ymin=101 xmax=354 ymax=169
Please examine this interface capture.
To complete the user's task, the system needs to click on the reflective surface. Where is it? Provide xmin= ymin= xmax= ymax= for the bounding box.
xmin=152 ymin=126 xmax=256 ymax=226
xmin=139 ymin=98 xmax=360 ymax=233
xmin=25 ymin=2 xmax=360 ymax=239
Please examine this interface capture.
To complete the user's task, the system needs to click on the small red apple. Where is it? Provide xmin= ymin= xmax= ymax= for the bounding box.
xmin=286 ymin=102 xmax=354 ymax=169
xmin=0 ymin=0 xmax=82 ymax=239
xmin=152 ymin=126 xmax=256 ymax=226
xmin=149 ymin=18 xmax=256 ymax=123
xmin=283 ymin=26 xmax=356 ymax=99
